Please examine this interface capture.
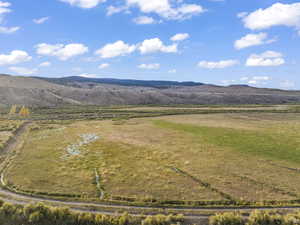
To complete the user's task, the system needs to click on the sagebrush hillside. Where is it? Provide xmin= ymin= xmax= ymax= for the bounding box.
xmin=1 ymin=74 xmax=300 ymax=107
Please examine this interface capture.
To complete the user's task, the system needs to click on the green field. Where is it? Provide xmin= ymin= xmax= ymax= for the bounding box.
xmin=2 ymin=107 xmax=300 ymax=206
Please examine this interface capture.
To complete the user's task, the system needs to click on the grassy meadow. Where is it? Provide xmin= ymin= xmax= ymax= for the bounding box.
xmin=0 ymin=120 xmax=23 ymax=163
xmin=2 ymin=108 xmax=300 ymax=205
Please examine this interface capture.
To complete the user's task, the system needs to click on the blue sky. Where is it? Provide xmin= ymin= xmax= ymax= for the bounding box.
xmin=0 ymin=0 xmax=299 ymax=89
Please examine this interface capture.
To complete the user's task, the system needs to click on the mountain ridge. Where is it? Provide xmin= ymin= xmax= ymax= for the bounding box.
xmin=0 ymin=74 xmax=300 ymax=107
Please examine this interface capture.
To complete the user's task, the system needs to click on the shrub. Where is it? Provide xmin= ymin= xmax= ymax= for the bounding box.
xmin=0 ymin=201 xmax=183 ymax=225
xmin=209 ymin=212 xmax=244 ymax=225
xmin=247 ymin=211 xmax=284 ymax=225
xmin=284 ymin=212 xmax=300 ymax=225
xmin=142 ymin=214 xmax=184 ymax=225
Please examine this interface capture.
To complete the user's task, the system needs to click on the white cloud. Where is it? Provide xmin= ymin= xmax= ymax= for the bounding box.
xmin=106 ymin=5 xmax=127 ymax=16
xmin=221 ymin=80 xmax=237 ymax=85
xmin=59 ymin=0 xmax=106 ymax=9
xmin=240 ymin=77 xmax=249 ymax=81
xmin=95 ymin=41 xmax=136 ymax=58
xmin=126 ymin=0 xmax=171 ymax=16
xmin=138 ymin=63 xmax=160 ymax=70
xmin=247 ymin=76 xmax=271 ymax=85
xmin=139 ymin=38 xmax=177 ymax=54
xmin=9 ymin=66 xmax=37 ymax=75
xmin=0 ymin=1 xmax=11 ymax=15
xmin=252 ymin=76 xmax=270 ymax=81
xmin=0 ymin=50 xmax=32 ymax=66
xmin=242 ymin=2 xmax=300 ymax=33
xmin=79 ymin=73 xmax=98 ymax=78
xmin=171 ymin=33 xmax=189 ymax=41
xmin=39 ymin=61 xmax=51 ymax=67
xmin=198 ymin=60 xmax=239 ymax=69
xmin=168 ymin=69 xmax=176 ymax=73
xmin=98 ymin=63 xmax=110 ymax=69
xmin=133 ymin=16 xmax=156 ymax=24
xmin=234 ymin=32 xmax=275 ymax=50
xmin=35 ymin=43 xmax=88 ymax=60
xmin=0 ymin=1 xmax=20 ymax=34
xmin=176 ymin=4 xmax=204 ymax=18
xmin=246 ymin=51 xmax=285 ymax=67
xmin=0 ymin=26 xmax=19 ymax=34
xmin=33 ymin=17 xmax=50 ymax=24
xmin=125 ymin=0 xmax=205 ymax=20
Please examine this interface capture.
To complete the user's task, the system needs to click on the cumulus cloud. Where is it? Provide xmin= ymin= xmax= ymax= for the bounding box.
xmin=106 ymin=5 xmax=128 ymax=16
xmin=242 ymin=2 xmax=300 ymax=34
xmin=139 ymin=38 xmax=177 ymax=54
xmin=39 ymin=61 xmax=51 ymax=67
xmin=0 ymin=1 xmax=20 ymax=34
xmin=125 ymin=0 xmax=205 ymax=20
xmin=198 ymin=60 xmax=239 ymax=69
xmin=35 ymin=43 xmax=88 ymax=60
xmin=138 ymin=63 xmax=160 ymax=70
xmin=9 ymin=66 xmax=37 ymax=75
xmin=247 ymin=76 xmax=271 ymax=85
xmin=33 ymin=17 xmax=50 ymax=24
xmin=59 ymin=0 xmax=106 ymax=9
xmin=95 ymin=38 xmax=180 ymax=58
xmin=98 ymin=63 xmax=110 ymax=69
xmin=0 ymin=26 xmax=19 ymax=34
xmin=95 ymin=41 xmax=136 ymax=58
xmin=246 ymin=51 xmax=285 ymax=67
xmin=170 ymin=33 xmax=189 ymax=41
xmin=234 ymin=33 xmax=275 ymax=50
xmin=0 ymin=1 xmax=11 ymax=15
xmin=133 ymin=16 xmax=156 ymax=24
xmin=0 ymin=50 xmax=32 ymax=66
xmin=79 ymin=73 xmax=98 ymax=78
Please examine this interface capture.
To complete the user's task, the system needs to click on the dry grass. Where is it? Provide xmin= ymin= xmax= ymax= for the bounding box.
xmin=5 ymin=113 xmax=300 ymax=203
xmin=0 ymin=120 xmax=23 ymax=148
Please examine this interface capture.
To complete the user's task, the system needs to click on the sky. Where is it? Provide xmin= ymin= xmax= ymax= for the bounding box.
xmin=0 ymin=0 xmax=299 ymax=89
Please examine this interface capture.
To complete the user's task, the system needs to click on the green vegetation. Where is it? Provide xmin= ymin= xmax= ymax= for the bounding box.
xmin=153 ymin=120 xmax=300 ymax=164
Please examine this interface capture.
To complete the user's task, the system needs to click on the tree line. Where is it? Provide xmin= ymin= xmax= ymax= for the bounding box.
xmin=8 ymin=105 xmax=30 ymax=117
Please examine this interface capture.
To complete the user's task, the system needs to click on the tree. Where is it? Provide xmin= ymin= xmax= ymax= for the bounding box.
xmin=8 ymin=105 xmax=17 ymax=116
xmin=19 ymin=106 xmax=30 ymax=117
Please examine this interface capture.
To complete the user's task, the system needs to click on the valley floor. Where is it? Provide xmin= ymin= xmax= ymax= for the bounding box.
xmin=2 ymin=111 xmax=300 ymax=205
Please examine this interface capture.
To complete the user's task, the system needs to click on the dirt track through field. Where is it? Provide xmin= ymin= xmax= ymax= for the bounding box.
xmin=2 ymin=122 xmax=300 ymax=224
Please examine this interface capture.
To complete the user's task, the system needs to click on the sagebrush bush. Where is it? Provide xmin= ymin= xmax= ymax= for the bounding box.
xmin=247 ymin=211 xmax=284 ymax=225
xmin=142 ymin=214 xmax=184 ymax=225
xmin=284 ymin=212 xmax=300 ymax=225
xmin=209 ymin=212 xmax=244 ymax=225
xmin=0 ymin=201 xmax=183 ymax=225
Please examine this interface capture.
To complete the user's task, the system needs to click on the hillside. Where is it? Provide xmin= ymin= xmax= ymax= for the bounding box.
xmin=0 ymin=74 xmax=300 ymax=107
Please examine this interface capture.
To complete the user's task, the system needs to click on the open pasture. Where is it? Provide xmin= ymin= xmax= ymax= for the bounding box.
xmin=4 ymin=112 xmax=300 ymax=205
xmin=0 ymin=120 xmax=23 ymax=162
xmin=0 ymin=120 xmax=23 ymax=145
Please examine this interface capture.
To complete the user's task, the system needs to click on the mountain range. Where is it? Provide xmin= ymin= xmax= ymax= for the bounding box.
xmin=0 ymin=74 xmax=300 ymax=107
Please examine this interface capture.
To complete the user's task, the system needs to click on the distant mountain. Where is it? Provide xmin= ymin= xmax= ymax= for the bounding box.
xmin=37 ymin=76 xmax=204 ymax=88
xmin=0 ymin=74 xmax=300 ymax=107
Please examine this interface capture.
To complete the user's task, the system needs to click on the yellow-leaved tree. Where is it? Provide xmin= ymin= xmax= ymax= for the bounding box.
xmin=9 ymin=105 xmax=18 ymax=116
xmin=19 ymin=106 xmax=30 ymax=117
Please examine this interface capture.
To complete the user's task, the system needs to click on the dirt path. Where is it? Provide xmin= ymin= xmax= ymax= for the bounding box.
xmin=1 ymin=122 xmax=300 ymax=224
